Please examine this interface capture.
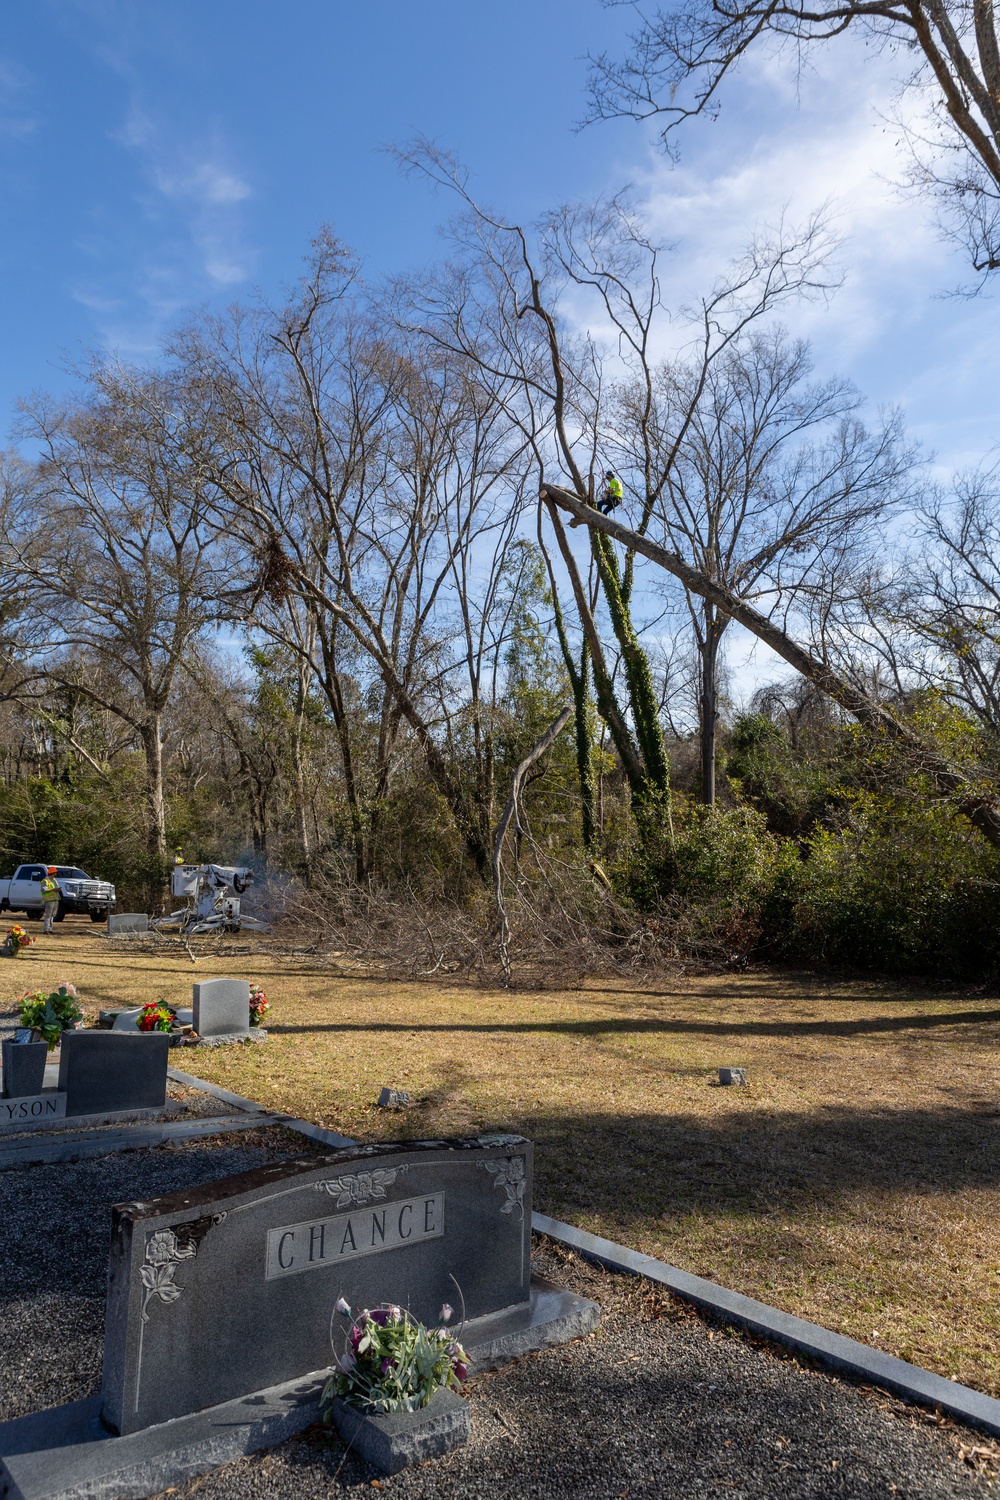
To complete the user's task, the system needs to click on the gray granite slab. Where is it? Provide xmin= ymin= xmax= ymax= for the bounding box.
xmin=533 ymin=1210 xmax=1000 ymax=1442
xmin=0 ymin=1102 xmax=178 ymax=1136
xmin=461 ymin=1275 xmax=600 ymax=1370
xmin=330 ymin=1387 xmax=469 ymax=1475
xmin=0 ymin=1090 xmax=68 ymax=1129
xmin=101 ymin=1136 xmax=533 ymax=1435
xmin=0 ymin=1113 xmax=284 ymax=1170
xmin=192 ymin=980 xmax=250 ymax=1040
xmin=58 ymin=1032 xmax=170 ymax=1117
xmin=106 ymin=915 xmax=149 ymax=935
xmin=0 ymin=1274 xmax=592 ymax=1500
xmin=0 ymin=1371 xmax=327 ymax=1500
xmin=196 ymin=1030 xmax=266 ymax=1047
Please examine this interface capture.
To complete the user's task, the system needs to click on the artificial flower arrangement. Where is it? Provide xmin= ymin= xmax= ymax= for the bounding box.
xmin=138 ymin=1001 xmax=176 ymax=1033
xmin=5 ymin=924 xmax=35 ymax=957
xmin=249 ymin=983 xmax=269 ymax=1027
xmin=18 ymin=983 xmax=83 ymax=1049
xmin=322 ymin=1298 xmax=469 ymax=1416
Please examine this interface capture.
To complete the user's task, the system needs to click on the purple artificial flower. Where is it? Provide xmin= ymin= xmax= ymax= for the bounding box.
xmin=440 ymin=1303 xmax=454 ymax=1323
xmin=350 ymin=1324 xmax=363 ymax=1350
xmin=453 ymin=1361 xmax=468 ymax=1382
xmin=370 ymin=1309 xmax=388 ymax=1326
xmin=335 ymin=1297 xmax=352 ymax=1317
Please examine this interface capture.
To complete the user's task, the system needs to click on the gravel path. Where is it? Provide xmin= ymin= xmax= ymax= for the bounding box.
xmin=2 ymin=1139 xmax=997 ymax=1497
xmin=0 ymin=1125 xmax=314 ymax=1420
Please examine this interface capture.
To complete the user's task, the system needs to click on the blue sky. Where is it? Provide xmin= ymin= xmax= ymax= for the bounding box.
xmin=3 ymin=1 xmax=997 ymax=698
xmin=0 ymin=1 xmax=635 ymax=426
xmin=2 ymin=2 xmax=995 ymax=467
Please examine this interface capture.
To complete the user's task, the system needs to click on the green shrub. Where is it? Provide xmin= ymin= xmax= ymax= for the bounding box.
xmin=781 ymin=791 xmax=1000 ymax=976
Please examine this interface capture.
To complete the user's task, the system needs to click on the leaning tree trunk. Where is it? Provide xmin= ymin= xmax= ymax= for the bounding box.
xmin=542 ymin=482 xmax=1000 ymax=852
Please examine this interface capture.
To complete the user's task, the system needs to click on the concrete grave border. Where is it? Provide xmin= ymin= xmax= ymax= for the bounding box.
xmin=532 ymin=1212 xmax=1000 ymax=1442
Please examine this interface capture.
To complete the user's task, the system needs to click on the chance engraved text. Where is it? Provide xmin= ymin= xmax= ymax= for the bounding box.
xmin=265 ymin=1192 xmax=445 ymax=1280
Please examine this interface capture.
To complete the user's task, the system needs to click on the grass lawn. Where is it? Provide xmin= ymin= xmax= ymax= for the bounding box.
xmin=8 ymin=919 xmax=1000 ymax=1397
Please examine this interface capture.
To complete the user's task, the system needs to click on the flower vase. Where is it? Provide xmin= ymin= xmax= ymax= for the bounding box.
xmin=1 ymin=1037 xmax=48 ymax=1098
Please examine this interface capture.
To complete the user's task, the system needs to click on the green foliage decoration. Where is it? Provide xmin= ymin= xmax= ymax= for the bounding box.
xmin=18 ymin=984 xmax=84 ymax=1050
xmin=323 ymin=1299 xmax=468 ymax=1416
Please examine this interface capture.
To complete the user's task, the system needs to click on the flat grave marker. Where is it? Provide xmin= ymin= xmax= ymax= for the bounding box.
xmin=376 ymin=1087 xmax=412 ymax=1109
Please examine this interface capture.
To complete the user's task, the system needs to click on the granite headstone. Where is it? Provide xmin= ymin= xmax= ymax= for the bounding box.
xmin=106 ymin=914 xmax=150 ymax=935
xmin=101 ymin=1136 xmax=533 ymax=1434
xmin=192 ymin=978 xmax=251 ymax=1042
xmin=57 ymin=1030 xmax=170 ymax=1116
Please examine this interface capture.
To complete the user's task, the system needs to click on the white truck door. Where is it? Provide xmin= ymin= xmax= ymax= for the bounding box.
xmin=12 ymin=865 xmax=45 ymax=911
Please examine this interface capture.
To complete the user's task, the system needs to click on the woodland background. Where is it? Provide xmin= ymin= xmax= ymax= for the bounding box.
xmin=6 ymin=0 xmax=1000 ymax=983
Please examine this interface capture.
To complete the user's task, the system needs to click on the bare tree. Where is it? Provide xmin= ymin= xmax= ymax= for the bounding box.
xmin=617 ymin=327 xmax=915 ymax=802
xmin=587 ymin=0 xmax=1000 ymax=276
xmin=177 ymin=233 xmax=528 ymax=877
xmin=850 ymin=462 xmax=1000 ymax=736
xmin=395 ymin=153 xmax=846 ymax=825
xmin=15 ymin=366 xmax=219 ymax=862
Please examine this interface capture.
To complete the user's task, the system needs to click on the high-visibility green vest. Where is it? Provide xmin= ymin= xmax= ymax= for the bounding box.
xmin=606 ymin=475 xmax=623 ymax=501
xmin=40 ymin=877 xmax=59 ymax=903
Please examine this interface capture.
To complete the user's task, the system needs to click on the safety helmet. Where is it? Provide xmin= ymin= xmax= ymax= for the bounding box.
xmin=605 ymin=470 xmax=615 ymax=478
xmin=47 ymin=866 xmax=57 ymax=874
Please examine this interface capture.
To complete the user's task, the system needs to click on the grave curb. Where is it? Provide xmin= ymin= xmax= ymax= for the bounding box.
xmin=532 ymin=1212 xmax=1000 ymax=1441
xmin=167 ymin=1067 xmax=357 ymax=1148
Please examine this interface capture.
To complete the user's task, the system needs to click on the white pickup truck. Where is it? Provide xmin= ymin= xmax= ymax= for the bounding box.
xmin=0 ymin=864 xmax=117 ymax=923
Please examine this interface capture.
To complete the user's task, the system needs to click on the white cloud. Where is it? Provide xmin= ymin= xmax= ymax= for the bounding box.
xmin=60 ymin=16 xmax=257 ymax=346
xmin=155 ymin=160 xmax=251 ymax=208
xmin=0 ymin=55 xmax=38 ymax=139
xmin=564 ymin=34 xmax=1000 ymax=700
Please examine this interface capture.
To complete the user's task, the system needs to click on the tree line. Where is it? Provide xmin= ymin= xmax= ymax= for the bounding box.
xmin=3 ymin=1 xmax=1000 ymax=976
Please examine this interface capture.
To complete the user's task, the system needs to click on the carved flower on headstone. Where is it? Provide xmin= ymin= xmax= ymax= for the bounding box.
xmin=139 ymin=1227 xmax=198 ymax=1322
xmin=317 ymin=1167 xmax=404 ymax=1207
xmin=483 ymin=1155 xmax=527 ymax=1221
xmin=146 ymin=1230 xmax=180 ymax=1266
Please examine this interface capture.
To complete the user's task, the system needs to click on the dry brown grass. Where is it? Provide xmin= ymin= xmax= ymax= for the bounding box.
xmin=7 ymin=917 xmax=1000 ymax=1397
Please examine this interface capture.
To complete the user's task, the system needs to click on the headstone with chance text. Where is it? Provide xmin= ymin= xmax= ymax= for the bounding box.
xmin=101 ymin=1136 xmax=534 ymax=1434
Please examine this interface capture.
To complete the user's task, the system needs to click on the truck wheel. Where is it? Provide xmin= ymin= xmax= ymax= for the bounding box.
xmin=26 ymin=909 xmax=41 ymax=921
xmin=54 ymin=904 xmax=66 ymax=922
xmin=91 ymin=910 xmax=106 ymax=924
